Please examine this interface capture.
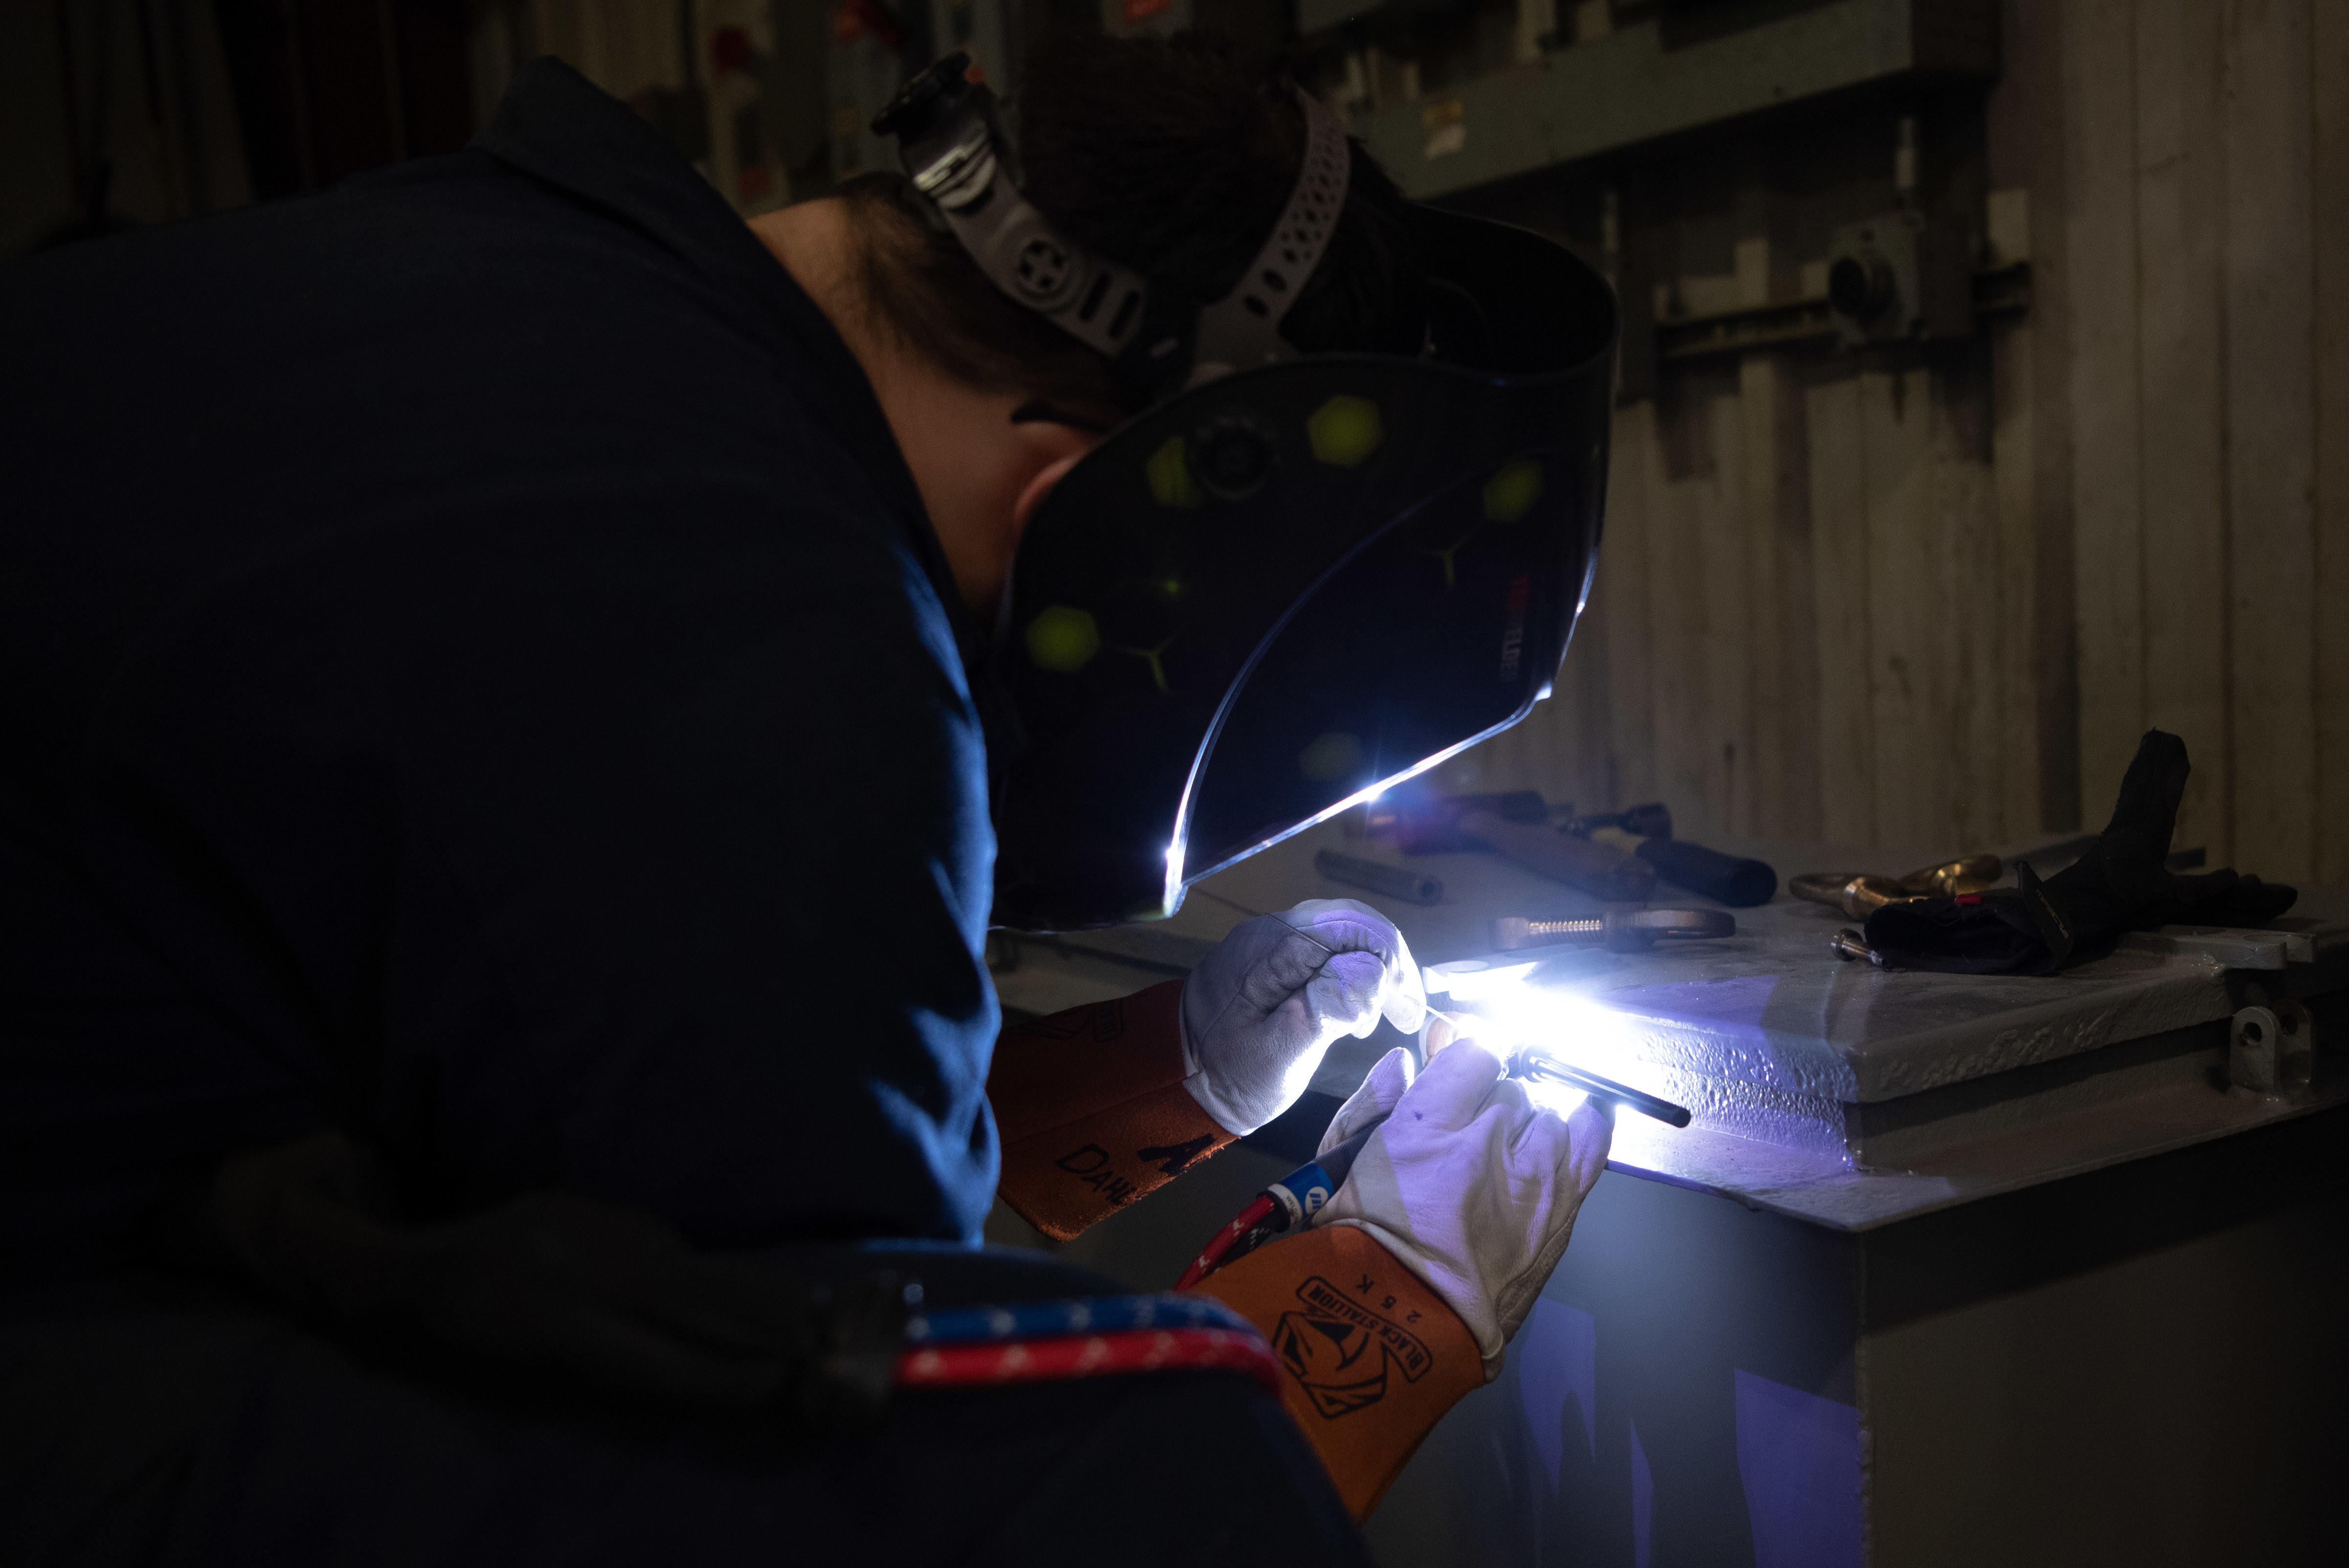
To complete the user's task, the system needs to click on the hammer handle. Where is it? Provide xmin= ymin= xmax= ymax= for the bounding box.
xmin=1461 ymin=811 xmax=1657 ymax=902
xmin=1633 ymin=838 xmax=1778 ymax=908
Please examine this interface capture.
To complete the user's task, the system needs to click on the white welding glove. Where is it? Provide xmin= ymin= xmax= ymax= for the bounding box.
xmin=1180 ymin=898 xmax=1428 ymax=1136
xmin=1316 ymin=1038 xmax=1415 ymax=1157
xmin=1315 ymin=1039 xmax=1613 ymax=1380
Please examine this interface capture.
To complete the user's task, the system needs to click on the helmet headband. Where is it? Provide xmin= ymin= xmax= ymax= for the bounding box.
xmin=876 ymin=52 xmax=1352 ymax=395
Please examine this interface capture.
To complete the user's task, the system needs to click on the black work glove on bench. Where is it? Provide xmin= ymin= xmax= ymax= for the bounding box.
xmin=1864 ymin=730 xmax=2297 ymax=975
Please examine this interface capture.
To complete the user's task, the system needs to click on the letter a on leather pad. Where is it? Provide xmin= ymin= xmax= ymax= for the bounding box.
xmin=1197 ymin=1225 xmax=1482 ymax=1518
xmin=990 ymin=980 xmax=1236 ymax=1240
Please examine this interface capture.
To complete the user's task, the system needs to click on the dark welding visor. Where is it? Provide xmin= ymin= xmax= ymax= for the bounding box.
xmin=990 ymin=205 xmax=1617 ymax=930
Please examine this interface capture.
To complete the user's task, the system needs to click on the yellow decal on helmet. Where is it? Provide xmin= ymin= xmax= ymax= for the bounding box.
xmin=1483 ymin=458 xmax=1544 ymax=522
xmin=1026 ymin=605 xmax=1101 ymax=672
xmin=1146 ymin=435 xmax=1203 ymax=509
xmin=1306 ymin=395 xmax=1384 ymax=468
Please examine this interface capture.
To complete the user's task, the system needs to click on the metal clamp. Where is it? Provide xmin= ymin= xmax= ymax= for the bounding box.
xmin=1792 ymin=854 xmax=2003 ymax=919
xmin=1792 ymin=873 xmax=1912 ymax=919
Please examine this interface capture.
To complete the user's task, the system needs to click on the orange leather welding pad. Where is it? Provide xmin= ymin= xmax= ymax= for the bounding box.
xmin=1196 ymin=1225 xmax=1482 ymax=1520
xmin=990 ymin=980 xmax=1235 ymax=1240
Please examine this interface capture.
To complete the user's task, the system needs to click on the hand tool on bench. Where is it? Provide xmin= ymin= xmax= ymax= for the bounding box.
xmin=1567 ymin=802 xmax=1778 ymax=907
xmin=1791 ymin=854 xmax=2005 ymax=918
xmin=1363 ymin=786 xmax=1654 ymax=899
xmin=1790 ymin=873 xmax=1914 ymax=919
xmin=1491 ymin=908 xmax=1736 ymax=952
xmin=1457 ymin=807 xmax=1656 ymax=902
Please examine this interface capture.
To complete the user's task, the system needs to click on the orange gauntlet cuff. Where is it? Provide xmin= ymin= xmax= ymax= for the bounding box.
xmin=990 ymin=980 xmax=1237 ymax=1240
xmin=1195 ymin=1225 xmax=1483 ymax=1519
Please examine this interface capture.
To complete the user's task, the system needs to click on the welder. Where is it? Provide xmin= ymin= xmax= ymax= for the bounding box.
xmin=0 ymin=27 xmax=1616 ymax=1564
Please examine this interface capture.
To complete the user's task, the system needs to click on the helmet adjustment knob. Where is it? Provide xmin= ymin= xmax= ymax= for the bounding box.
xmin=1190 ymin=409 xmax=1278 ymax=501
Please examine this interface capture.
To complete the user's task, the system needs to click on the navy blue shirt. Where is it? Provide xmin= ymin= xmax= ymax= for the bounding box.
xmin=0 ymin=60 xmax=1000 ymax=1271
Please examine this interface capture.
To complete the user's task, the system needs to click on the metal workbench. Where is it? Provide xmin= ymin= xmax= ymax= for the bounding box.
xmin=986 ymin=817 xmax=2349 ymax=1568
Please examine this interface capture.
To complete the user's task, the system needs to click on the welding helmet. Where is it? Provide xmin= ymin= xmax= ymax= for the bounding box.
xmin=876 ymin=53 xmax=1617 ymax=931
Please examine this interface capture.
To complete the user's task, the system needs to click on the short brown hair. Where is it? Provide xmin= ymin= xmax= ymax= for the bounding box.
xmin=839 ymin=30 xmax=1426 ymax=422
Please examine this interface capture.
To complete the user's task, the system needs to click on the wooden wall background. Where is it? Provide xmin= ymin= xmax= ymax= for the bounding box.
xmin=1434 ymin=0 xmax=2349 ymax=886
xmin=456 ymin=0 xmax=2347 ymax=884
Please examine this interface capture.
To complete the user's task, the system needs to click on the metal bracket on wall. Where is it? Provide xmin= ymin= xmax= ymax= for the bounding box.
xmin=1654 ymin=259 xmax=2029 ymax=364
xmin=1343 ymin=0 xmax=1998 ymax=203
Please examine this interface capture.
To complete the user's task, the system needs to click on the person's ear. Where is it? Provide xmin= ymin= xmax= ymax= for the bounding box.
xmin=1010 ymin=424 xmax=1093 ymax=538
xmin=1012 ymin=453 xmax=1083 ymax=535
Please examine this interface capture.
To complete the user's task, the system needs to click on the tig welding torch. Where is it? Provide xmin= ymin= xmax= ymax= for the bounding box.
xmin=1502 ymin=1049 xmax=1691 ymax=1127
xmin=1427 ymin=1009 xmax=1692 ymax=1128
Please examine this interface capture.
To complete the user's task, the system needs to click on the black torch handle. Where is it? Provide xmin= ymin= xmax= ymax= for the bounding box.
xmin=1508 ymin=1051 xmax=1693 ymax=1127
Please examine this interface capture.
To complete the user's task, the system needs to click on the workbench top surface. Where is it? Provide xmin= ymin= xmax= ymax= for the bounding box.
xmin=993 ymin=818 xmax=2347 ymax=1230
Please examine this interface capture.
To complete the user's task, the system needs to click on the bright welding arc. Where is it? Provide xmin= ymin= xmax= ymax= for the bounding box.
xmin=1430 ymin=980 xmax=1694 ymax=1128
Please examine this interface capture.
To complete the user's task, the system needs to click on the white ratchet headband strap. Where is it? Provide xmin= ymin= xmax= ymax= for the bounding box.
xmin=892 ymin=75 xmax=1151 ymax=359
xmin=1187 ymin=90 xmax=1352 ymax=382
xmin=878 ymin=53 xmax=1351 ymax=389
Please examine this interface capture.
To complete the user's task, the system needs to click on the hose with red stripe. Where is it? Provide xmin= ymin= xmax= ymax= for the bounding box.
xmin=1173 ymin=1192 xmax=1277 ymax=1292
xmin=898 ymin=1325 xmax=1281 ymax=1395
xmin=1173 ymin=1119 xmax=1387 ymax=1291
